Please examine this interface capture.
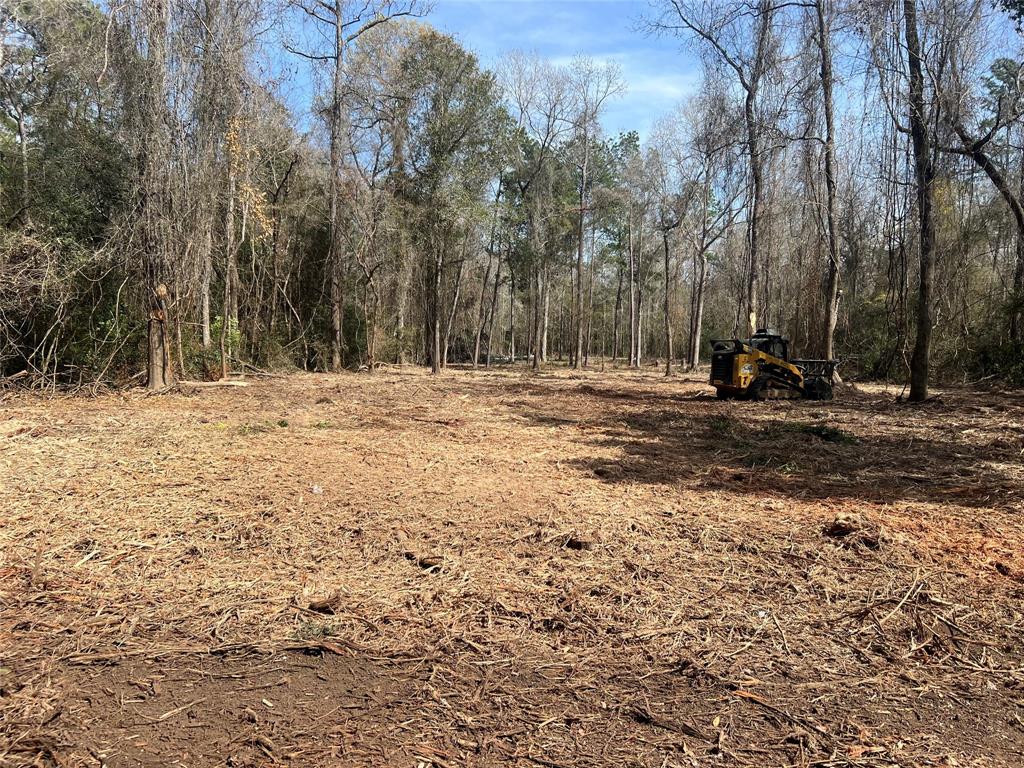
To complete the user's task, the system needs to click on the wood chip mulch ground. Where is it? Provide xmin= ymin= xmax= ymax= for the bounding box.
xmin=2 ymin=367 xmax=1023 ymax=767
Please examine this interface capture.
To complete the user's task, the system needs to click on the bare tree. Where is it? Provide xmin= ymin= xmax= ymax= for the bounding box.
xmin=813 ymin=0 xmax=841 ymax=362
xmin=653 ymin=83 xmax=740 ymax=371
xmin=650 ymin=0 xmax=779 ymax=334
xmin=651 ymin=160 xmax=686 ymax=375
xmin=567 ymin=56 xmax=622 ymax=369
xmin=125 ymin=0 xmax=176 ymax=390
xmin=939 ymin=6 xmax=1024 ymax=341
xmin=474 ymin=178 xmax=504 ymax=367
xmin=902 ymin=0 xmax=938 ymax=401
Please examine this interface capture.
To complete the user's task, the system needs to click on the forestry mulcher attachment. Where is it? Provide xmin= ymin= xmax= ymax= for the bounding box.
xmin=710 ymin=329 xmax=836 ymax=401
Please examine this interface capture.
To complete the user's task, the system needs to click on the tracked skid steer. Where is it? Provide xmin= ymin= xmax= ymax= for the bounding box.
xmin=709 ymin=330 xmax=837 ymax=401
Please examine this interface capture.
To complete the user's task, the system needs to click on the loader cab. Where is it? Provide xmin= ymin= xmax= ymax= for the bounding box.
xmin=749 ymin=330 xmax=788 ymax=362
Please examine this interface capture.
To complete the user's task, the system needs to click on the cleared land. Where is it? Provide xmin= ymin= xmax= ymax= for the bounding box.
xmin=2 ymin=368 xmax=1023 ymax=768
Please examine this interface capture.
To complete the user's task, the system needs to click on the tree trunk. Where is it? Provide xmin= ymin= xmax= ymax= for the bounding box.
xmin=573 ymin=139 xmax=589 ymax=369
xmin=395 ymin=229 xmax=410 ymax=364
xmin=663 ymin=230 xmax=672 ymax=376
xmin=475 ymin=182 xmax=502 ymax=366
xmin=612 ymin=264 xmax=623 ymax=362
xmin=142 ymin=0 xmax=173 ymax=391
xmin=1014 ymin=232 xmax=1024 ymax=342
xmin=174 ymin=307 xmax=185 ymax=380
xmin=431 ymin=243 xmax=443 ymax=374
xmin=557 ymin=296 xmax=564 ymax=361
xmin=17 ymin=109 xmax=29 ymax=222
xmin=541 ymin=266 xmax=550 ymax=362
xmin=686 ymin=247 xmax=695 ymax=366
xmin=634 ymin=226 xmax=644 ymax=366
xmin=200 ymin=210 xmax=213 ymax=349
xmin=442 ymin=253 xmax=464 ymax=368
xmin=1016 ymin=142 xmax=1024 ymax=343
xmin=148 ymin=284 xmax=173 ymax=389
xmin=628 ymin=213 xmax=637 ymax=367
xmin=742 ymin=0 xmax=774 ymax=334
xmin=815 ymin=0 xmax=841 ymax=361
xmin=584 ymin=225 xmax=595 ymax=366
xmin=532 ymin=263 xmax=543 ymax=371
xmin=690 ymin=249 xmax=708 ymax=369
xmin=268 ymin=215 xmax=282 ymax=342
xmin=220 ymin=164 xmax=236 ymax=380
xmin=526 ymin=274 xmax=534 ymax=364
xmin=328 ymin=0 xmax=345 ymax=372
xmin=904 ymin=0 xmax=935 ymax=402
xmin=745 ymin=92 xmax=763 ymax=335
xmin=1012 ymin=141 xmax=1024 ymax=343
xmin=485 ymin=256 xmax=502 ymax=367
xmin=366 ymin=277 xmax=379 ymax=369
xmin=508 ymin=266 xmax=515 ymax=363
xmin=474 ymin=248 xmax=493 ymax=367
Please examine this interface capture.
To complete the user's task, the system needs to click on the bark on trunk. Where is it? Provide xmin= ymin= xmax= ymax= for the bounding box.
xmin=532 ymin=263 xmax=543 ymax=371
xmin=220 ymin=165 xmax=236 ymax=380
xmin=148 ymin=284 xmax=173 ymax=389
xmin=1014 ymin=147 xmax=1024 ymax=343
xmin=18 ymin=110 xmax=29 ymax=221
xmin=628 ymin=214 xmax=637 ymax=367
xmin=541 ymin=267 xmax=550 ymax=362
xmin=584 ymin=225 xmax=595 ymax=366
xmin=200 ymin=212 xmax=213 ymax=349
xmin=690 ymin=249 xmax=708 ymax=369
xmin=612 ymin=264 xmax=623 ymax=362
xmin=328 ymin=0 xmax=345 ymax=372
xmin=442 ymin=254 xmax=464 ymax=369
xmin=431 ymin=243 xmax=443 ymax=374
xmin=142 ymin=0 xmax=173 ymax=391
xmin=904 ymin=0 xmax=935 ymax=402
xmin=1014 ymin=233 xmax=1024 ymax=342
xmin=475 ymin=182 xmax=502 ymax=367
xmin=744 ymin=92 xmax=763 ymax=335
xmin=634 ymin=226 xmax=644 ymax=366
xmin=573 ymin=140 xmax=589 ymax=369
xmin=815 ymin=0 xmax=841 ymax=361
xmin=485 ymin=256 xmax=502 ymax=367
xmin=395 ymin=231 xmax=410 ymax=364
xmin=742 ymin=0 xmax=774 ymax=334
xmin=508 ymin=267 xmax=515 ymax=363
xmin=663 ymin=230 xmax=672 ymax=376
xmin=474 ymin=248 xmax=493 ymax=368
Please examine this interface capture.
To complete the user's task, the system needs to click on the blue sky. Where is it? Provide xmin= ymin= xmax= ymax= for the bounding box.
xmin=424 ymin=0 xmax=702 ymax=139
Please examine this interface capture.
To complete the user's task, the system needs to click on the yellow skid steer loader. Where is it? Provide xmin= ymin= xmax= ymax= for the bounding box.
xmin=710 ymin=329 xmax=836 ymax=401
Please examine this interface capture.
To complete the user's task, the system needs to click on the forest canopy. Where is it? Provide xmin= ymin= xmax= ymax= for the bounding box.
xmin=1 ymin=0 xmax=1023 ymax=397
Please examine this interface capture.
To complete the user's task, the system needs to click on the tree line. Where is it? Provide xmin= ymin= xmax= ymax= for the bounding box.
xmin=1 ymin=0 xmax=1022 ymax=399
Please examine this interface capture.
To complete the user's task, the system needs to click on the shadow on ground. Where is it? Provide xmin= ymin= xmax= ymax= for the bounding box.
xmin=503 ymin=378 xmax=1024 ymax=509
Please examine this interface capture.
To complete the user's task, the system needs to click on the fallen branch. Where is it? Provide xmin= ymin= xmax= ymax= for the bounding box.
xmin=177 ymin=379 xmax=250 ymax=388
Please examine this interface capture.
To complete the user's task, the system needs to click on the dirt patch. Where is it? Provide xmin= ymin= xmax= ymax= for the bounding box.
xmin=2 ymin=368 xmax=1024 ymax=767
xmin=35 ymin=650 xmax=422 ymax=767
